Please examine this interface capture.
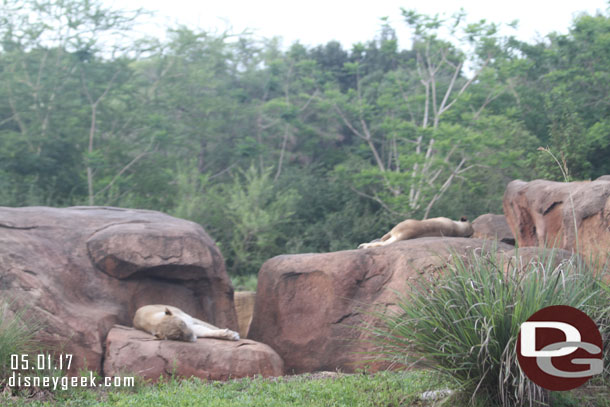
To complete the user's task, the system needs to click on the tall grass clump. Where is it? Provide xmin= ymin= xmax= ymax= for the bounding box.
xmin=370 ymin=246 xmax=608 ymax=407
xmin=0 ymin=300 xmax=44 ymax=385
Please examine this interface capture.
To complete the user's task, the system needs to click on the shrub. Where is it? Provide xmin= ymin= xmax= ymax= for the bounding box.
xmin=369 ymin=247 xmax=609 ymax=407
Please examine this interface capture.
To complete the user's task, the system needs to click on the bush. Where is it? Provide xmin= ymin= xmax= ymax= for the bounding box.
xmin=171 ymin=164 xmax=298 ymax=276
xmin=369 ymin=247 xmax=609 ymax=407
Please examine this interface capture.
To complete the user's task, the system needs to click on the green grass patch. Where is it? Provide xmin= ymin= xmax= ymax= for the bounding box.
xmin=2 ymin=370 xmax=608 ymax=406
xmin=1 ymin=370 xmax=450 ymax=406
xmin=0 ymin=300 xmax=45 ymax=384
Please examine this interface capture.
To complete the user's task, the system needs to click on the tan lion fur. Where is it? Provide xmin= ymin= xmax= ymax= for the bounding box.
xmin=133 ymin=304 xmax=240 ymax=342
xmin=358 ymin=216 xmax=474 ymax=249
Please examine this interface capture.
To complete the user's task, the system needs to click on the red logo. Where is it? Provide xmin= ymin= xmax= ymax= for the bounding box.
xmin=517 ymin=305 xmax=603 ymax=391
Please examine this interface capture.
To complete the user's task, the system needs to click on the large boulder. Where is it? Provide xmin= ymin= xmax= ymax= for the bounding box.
xmin=247 ymin=238 xmax=513 ymax=374
xmin=472 ymin=214 xmax=515 ymax=245
xmin=503 ymin=178 xmax=610 ymax=265
xmin=103 ymin=326 xmax=283 ymax=381
xmin=0 ymin=206 xmax=238 ymax=374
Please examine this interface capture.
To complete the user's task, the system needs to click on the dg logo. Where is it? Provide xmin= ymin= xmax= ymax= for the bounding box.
xmin=517 ymin=305 xmax=604 ymax=391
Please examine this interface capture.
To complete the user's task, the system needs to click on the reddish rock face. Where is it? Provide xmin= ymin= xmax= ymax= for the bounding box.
xmin=104 ymin=326 xmax=283 ymax=381
xmin=247 ymin=238 xmax=513 ymax=374
xmin=503 ymin=178 xmax=610 ymax=265
xmin=0 ymin=206 xmax=237 ymax=375
xmin=472 ymin=214 xmax=515 ymax=245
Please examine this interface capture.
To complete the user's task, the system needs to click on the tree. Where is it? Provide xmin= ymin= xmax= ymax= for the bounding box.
xmin=325 ymin=10 xmax=517 ymax=219
xmin=511 ymin=12 xmax=610 ymax=180
xmin=0 ymin=0 xmax=155 ymax=206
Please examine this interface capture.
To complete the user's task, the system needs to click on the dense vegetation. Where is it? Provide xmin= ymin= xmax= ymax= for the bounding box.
xmin=370 ymin=247 xmax=609 ymax=406
xmin=1 ymin=0 xmax=609 ymax=275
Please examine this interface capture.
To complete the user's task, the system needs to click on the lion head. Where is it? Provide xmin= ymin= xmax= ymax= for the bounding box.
xmin=154 ymin=308 xmax=196 ymax=342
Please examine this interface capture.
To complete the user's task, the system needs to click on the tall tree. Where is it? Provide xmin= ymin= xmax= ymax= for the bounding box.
xmin=512 ymin=12 xmax=610 ymax=180
xmin=325 ymin=10 xmax=519 ymax=219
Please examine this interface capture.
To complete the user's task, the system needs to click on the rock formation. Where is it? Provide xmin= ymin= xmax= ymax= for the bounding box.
xmin=248 ymin=238 xmax=512 ymax=374
xmin=472 ymin=213 xmax=515 ymax=245
xmin=0 ymin=206 xmax=238 ymax=374
xmin=503 ymin=177 xmax=610 ymax=265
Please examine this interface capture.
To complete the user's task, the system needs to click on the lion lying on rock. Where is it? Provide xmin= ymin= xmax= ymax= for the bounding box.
xmin=133 ymin=305 xmax=240 ymax=342
xmin=358 ymin=216 xmax=474 ymax=249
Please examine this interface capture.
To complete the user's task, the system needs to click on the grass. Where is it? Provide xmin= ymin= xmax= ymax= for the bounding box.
xmin=2 ymin=369 xmax=606 ymax=406
xmin=550 ymin=376 xmax=610 ymax=407
xmin=368 ymin=246 xmax=609 ymax=407
xmin=0 ymin=300 xmax=45 ymax=384
xmin=1 ymin=369 xmax=451 ymax=406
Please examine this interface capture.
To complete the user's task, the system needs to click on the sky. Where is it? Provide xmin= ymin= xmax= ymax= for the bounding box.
xmin=113 ymin=0 xmax=609 ymax=49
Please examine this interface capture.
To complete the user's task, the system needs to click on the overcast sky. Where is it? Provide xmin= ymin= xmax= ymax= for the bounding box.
xmin=114 ymin=0 xmax=609 ymax=48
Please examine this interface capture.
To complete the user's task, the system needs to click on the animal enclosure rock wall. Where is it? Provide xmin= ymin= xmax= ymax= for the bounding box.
xmin=503 ymin=177 xmax=610 ymax=265
xmin=0 ymin=206 xmax=237 ymax=374
xmin=247 ymin=238 xmax=513 ymax=374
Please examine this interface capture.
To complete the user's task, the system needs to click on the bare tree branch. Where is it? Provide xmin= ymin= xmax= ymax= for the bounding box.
xmin=422 ymin=157 xmax=467 ymax=219
xmin=209 ymin=163 xmax=237 ymax=180
xmin=350 ymin=187 xmax=405 ymax=217
xmin=438 ymin=56 xmax=491 ymax=117
xmin=299 ymin=89 xmax=319 ymax=112
xmin=274 ymin=125 xmax=290 ymax=182
xmin=94 ymin=145 xmax=155 ymax=198
xmin=82 ymin=68 xmax=122 ymax=205
xmin=473 ymin=87 xmax=504 ymax=121
xmin=435 ymin=60 xmax=463 ymax=127
xmin=332 ymin=103 xmax=366 ymax=140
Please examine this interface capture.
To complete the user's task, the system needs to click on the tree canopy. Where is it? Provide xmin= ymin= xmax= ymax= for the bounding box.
xmin=1 ymin=0 xmax=608 ymax=274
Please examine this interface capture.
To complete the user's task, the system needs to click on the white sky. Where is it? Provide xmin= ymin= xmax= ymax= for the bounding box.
xmin=114 ymin=0 xmax=608 ymax=48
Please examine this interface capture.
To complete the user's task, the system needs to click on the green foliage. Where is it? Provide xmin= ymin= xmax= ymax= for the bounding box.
xmin=368 ymin=248 xmax=609 ymax=406
xmin=0 ymin=300 xmax=44 ymax=384
xmin=171 ymin=165 xmax=298 ymax=275
xmin=230 ymin=274 xmax=258 ymax=292
xmin=169 ymin=163 xmax=211 ymax=221
xmin=1 ymin=370 xmax=449 ymax=406
xmin=275 ymin=166 xmax=391 ymax=253
xmin=512 ymin=13 xmax=610 ymax=180
xmin=222 ymin=166 xmax=298 ymax=275
xmin=1 ymin=0 xmax=609 ymax=278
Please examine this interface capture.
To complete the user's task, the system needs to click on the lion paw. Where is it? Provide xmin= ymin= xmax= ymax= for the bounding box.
xmin=224 ymin=329 xmax=240 ymax=341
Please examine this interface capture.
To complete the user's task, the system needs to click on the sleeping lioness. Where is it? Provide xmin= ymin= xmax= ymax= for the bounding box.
xmin=133 ymin=304 xmax=240 ymax=342
xmin=358 ymin=216 xmax=474 ymax=249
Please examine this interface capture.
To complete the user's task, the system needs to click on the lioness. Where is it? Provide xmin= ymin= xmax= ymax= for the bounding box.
xmin=133 ymin=304 xmax=240 ymax=342
xmin=358 ymin=216 xmax=473 ymax=249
